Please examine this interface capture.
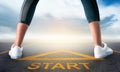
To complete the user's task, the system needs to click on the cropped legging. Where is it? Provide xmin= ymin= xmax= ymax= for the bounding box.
xmin=20 ymin=0 xmax=100 ymax=25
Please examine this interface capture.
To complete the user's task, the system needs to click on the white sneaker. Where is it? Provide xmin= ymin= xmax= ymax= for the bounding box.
xmin=9 ymin=45 xmax=23 ymax=59
xmin=94 ymin=42 xmax=113 ymax=58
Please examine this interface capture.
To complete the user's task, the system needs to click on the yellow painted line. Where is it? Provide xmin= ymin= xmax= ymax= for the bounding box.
xmin=18 ymin=58 xmax=104 ymax=61
xmin=62 ymin=50 xmax=95 ymax=59
xmin=0 ymin=43 xmax=36 ymax=55
xmin=18 ymin=50 xmax=104 ymax=60
xmin=0 ymin=50 xmax=9 ymax=55
xmin=113 ymin=50 xmax=120 ymax=54
xmin=18 ymin=50 xmax=66 ymax=60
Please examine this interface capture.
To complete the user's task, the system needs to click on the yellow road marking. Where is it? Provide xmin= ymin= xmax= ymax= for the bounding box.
xmin=0 ymin=42 xmax=36 ymax=55
xmin=18 ymin=58 xmax=104 ymax=60
xmin=62 ymin=50 xmax=94 ymax=59
xmin=18 ymin=50 xmax=67 ymax=60
xmin=18 ymin=50 xmax=104 ymax=60
xmin=113 ymin=50 xmax=120 ymax=53
xmin=27 ymin=62 xmax=90 ymax=70
xmin=0 ymin=50 xmax=9 ymax=55
xmin=1 ymin=42 xmax=120 ymax=61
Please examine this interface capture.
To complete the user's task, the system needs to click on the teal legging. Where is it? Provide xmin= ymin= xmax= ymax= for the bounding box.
xmin=20 ymin=0 xmax=100 ymax=25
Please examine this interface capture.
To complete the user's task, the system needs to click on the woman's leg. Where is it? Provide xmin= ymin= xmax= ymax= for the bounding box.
xmin=14 ymin=23 xmax=28 ymax=47
xmin=89 ymin=21 xmax=102 ymax=46
xmin=9 ymin=0 xmax=39 ymax=59
xmin=14 ymin=0 xmax=39 ymax=47
xmin=81 ymin=0 xmax=102 ymax=46
xmin=81 ymin=0 xmax=113 ymax=58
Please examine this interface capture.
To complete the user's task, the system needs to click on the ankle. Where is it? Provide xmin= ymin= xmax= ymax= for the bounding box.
xmin=95 ymin=43 xmax=104 ymax=48
xmin=13 ymin=43 xmax=21 ymax=48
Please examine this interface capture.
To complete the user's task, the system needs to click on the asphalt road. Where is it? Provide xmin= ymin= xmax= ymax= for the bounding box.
xmin=0 ymin=40 xmax=120 ymax=72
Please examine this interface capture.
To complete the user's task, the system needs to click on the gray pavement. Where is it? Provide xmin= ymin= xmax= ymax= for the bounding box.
xmin=0 ymin=40 xmax=120 ymax=72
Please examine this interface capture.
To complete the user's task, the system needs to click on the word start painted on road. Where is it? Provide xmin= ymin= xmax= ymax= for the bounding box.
xmin=18 ymin=50 xmax=104 ymax=71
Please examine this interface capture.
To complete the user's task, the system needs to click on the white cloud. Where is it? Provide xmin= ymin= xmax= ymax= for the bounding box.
xmin=0 ymin=0 xmax=23 ymax=12
xmin=98 ymin=4 xmax=120 ymax=35
xmin=0 ymin=26 xmax=14 ymax=33
xmin=0 ymin=0 xmax=120 ymax=39
xmin=0 ymin=26 xmax=15 ymax=39
xmin=0 ymin=0 xmax=86 ymax=19
xmin=35 ymin=0 xmax=85 ymax=19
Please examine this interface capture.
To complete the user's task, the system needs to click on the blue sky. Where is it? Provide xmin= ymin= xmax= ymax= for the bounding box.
xmin=0 ymin=0 xmax=120 ymax=39
xmin=101 ymin=0 xmax=120 ymax=6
